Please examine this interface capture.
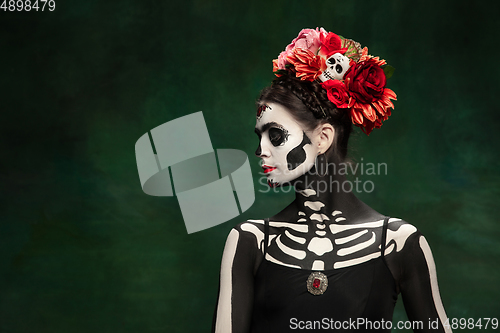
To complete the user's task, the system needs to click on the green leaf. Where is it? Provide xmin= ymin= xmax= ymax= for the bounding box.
xmin=383 ymin=65 xmax=395 ymax=79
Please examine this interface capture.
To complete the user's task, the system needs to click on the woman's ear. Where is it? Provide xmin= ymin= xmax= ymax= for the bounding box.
xmin=316 ymin=123 xmax=335 ymax=154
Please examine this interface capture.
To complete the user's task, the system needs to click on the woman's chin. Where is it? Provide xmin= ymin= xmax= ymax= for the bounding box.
xmin=267 ymin=177 xmax=294 ymax=188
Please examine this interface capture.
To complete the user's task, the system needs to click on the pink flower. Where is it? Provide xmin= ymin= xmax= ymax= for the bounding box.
xmin=285 ymin=28 xmax=327 ymax=55
xmin=277 ymin=50 xmax=289 ymax=70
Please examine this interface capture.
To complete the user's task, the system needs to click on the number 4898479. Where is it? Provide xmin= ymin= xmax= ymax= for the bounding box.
xmin=1 ymin=0 xmax=56 ymax=11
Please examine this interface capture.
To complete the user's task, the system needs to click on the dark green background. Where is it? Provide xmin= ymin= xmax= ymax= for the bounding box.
xmin=1 ymin=0 xmax=499 ymax=332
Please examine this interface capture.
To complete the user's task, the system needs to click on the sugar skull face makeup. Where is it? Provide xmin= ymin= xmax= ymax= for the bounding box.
xmin=255 ymin=103 xmax=319 ymax=187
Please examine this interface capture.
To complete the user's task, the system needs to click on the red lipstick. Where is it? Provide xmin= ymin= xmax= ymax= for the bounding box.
xmin=262 ymin=165 xmax=277 ymax=174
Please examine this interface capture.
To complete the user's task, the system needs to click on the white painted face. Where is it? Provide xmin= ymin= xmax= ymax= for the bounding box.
xmin=255 ymin=103 xmax=319 ymax=187
xmin=318 ymin=52 xmax=351 ymax=82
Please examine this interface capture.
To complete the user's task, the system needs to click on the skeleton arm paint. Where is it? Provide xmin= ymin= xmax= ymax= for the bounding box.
xmin=386 ymin=228 xmax=452 ymax=333
xmin=212 ymin=224 xmax=262 ymax=333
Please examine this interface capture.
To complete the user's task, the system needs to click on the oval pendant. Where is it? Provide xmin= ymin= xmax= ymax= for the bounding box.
xmin=306 ymin=271 xmax=328 ymax=295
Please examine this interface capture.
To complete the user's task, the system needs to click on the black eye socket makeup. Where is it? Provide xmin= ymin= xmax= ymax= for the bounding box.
xmin=269 ymin=127 xmax=288 ymax=146
xmin=255 ymin=121 xmax=290 ymax=147
xmin=255 ymin=122 xmax=290 ymax=148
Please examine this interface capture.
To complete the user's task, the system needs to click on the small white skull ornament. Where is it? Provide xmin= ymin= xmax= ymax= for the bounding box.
xmin=319 ymin=53 xmax=351 ymax=82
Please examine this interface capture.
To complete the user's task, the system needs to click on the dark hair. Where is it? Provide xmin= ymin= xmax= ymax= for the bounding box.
xmin=257 ymin=73 xmax=353 ymax=162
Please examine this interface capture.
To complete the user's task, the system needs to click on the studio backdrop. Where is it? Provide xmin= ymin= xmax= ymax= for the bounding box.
xmin=0 ymin=0 xmax=499 ymax=332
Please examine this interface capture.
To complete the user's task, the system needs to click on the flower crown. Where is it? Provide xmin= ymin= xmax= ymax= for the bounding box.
xmin=272 ymin=28 xmax=397 ymax=135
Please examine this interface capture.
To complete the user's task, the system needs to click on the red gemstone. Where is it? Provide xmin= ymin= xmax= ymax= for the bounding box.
xmin=313 ymin=278 xmax=321 ymax=289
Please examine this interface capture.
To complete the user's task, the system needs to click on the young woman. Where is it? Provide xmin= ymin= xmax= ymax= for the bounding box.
xmin=212 ymin=28 xmax=451 ymax=333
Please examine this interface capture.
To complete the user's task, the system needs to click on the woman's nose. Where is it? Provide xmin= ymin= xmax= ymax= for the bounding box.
xmin=255 ymin=138 xmax=270 ymax=158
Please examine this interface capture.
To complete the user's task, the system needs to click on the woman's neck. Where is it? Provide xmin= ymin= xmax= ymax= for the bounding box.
xmin=282 ymin=162 xmax=383 ymax=225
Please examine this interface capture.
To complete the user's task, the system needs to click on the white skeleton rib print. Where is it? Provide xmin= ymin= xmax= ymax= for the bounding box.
xmin=241 ymin=218 xmax=417 ymax=270
xmin=242 ymin=215 xmax=415 ymax=270
xmin=235 ymin=188 xmax=416 ymax=271
xmin=213 ymin=188 xmax=452 ymax=333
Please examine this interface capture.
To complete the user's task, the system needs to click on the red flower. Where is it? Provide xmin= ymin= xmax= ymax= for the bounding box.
xmin=321 ymin=80 xmax=349 ymax=109
xmin=347 ymin=87 xmax=397 ymax=135
xmin=343 ymin=59 xmax=397 ymax=135
xmin=344 ymin=59 xmax=387 ymax=104
xmin=286 ymin=48 xmax=326 ymax=81
xmin=319 ymin=32 xmax=348 ymax=57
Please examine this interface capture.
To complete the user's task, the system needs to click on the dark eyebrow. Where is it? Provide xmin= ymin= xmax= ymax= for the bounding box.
xmin=255 ymin=122 xmax=280 ymax=135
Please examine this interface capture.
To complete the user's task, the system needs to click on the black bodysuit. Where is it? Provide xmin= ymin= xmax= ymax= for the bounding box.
xmin=212 ymin=163 xmax=451 ymax=333
xmin=212 ymin=216 xmax=450 ymax=333
xmin=250 ymin=218 xmax=397 ymax=332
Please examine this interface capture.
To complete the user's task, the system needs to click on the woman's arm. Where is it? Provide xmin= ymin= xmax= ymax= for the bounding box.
xmin=212 ymin=224 xmax=260 ymax=333
xmin=393 ymin=229 xmax=452 ymax=333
